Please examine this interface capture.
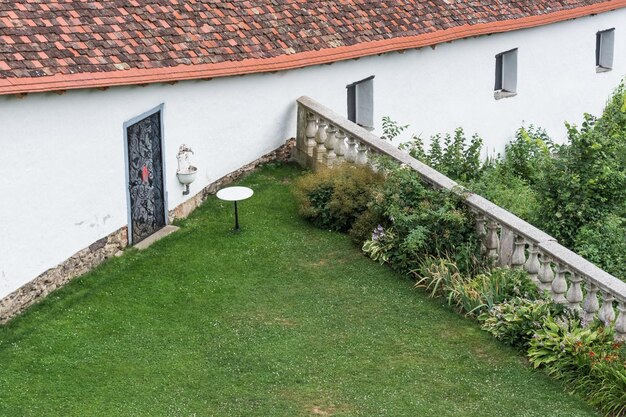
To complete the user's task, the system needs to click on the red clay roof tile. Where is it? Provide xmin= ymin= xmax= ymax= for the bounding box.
xmin=0 ymin=0 xmax=625 ymax=95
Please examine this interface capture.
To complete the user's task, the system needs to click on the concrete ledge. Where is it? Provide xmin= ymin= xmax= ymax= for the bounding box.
xmin=494 ymin=90 xmax=517 ymax=100
xmin=134 ymin=225 xmax=180 ymax=250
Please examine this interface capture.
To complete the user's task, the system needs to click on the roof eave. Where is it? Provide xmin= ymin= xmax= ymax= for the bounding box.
xmin=1 ymin=0 xmax=625 ymax=96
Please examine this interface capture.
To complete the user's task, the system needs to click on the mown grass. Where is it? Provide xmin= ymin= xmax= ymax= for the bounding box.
xmin=0 ymin=163 xmax=598 ymax=416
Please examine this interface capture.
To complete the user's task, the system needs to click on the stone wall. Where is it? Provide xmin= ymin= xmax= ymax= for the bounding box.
xmin=0 ymin=139 xmax=295 ymax=324
xmin=0 ymin=227 xmax=128 ymax=323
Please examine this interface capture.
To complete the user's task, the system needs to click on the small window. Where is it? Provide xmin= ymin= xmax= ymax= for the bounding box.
xmin=347 ymin=76 xmax=374 ymax=129
xmin=596 ymin=29 xmax=615 ymax=72
xmin=494 ymin=48 xmax=518 ymax=100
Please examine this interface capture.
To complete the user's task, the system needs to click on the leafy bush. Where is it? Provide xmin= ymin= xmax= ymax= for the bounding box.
xmin=465 ymin=125 xmax=549 ymax=224
xmin=535 ymin=83 xmax=626 ymax=245
xmin=293 ymin=164 xmax=384 ymax=232
xmin=412 ymin=258 xmax=537 ymax=317
xmin=411 ymin=255 xmax=467 ymax=299
xmin=528 ymin=317 xmax=626 ymax=416
xmin=448 ymin=268 xmax=539 ymax=317
xmin=348 ymin=207 xmax=385 ymax=245
xmin=575 ymin=214 xmax=626 ymax=280
xmin=384 ymin=82 xmax=626 ymax=283
xmin=528 ymin=316 xmax=610 ymax=371
xmin=361 ymin=164 xmax=480 ymax=274
xmin=399 ymin=128 xmax=485 ymax=183
xmin=479 ymin=297 xmax=563 ymax=350
xmin=500 ymin=125 xmax=553 ymax=186
xmin=468 ymin=166 xmax=540 ymax=224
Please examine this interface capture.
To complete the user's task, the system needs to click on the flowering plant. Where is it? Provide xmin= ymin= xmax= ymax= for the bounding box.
xmin=362 ymin=225 xmax=396 ymax=265
xmin=527 ymin=316 xmax=626 ymax=415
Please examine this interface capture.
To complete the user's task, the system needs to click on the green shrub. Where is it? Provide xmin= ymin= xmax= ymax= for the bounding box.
xmin=536 ymin=83 xmax=626 ymax=245
xmin=293 ymin=164 xmax=384 ymax=232
xmin=527 ymin=317 xmax=626 ymax=416
xmin=386 ymin=82 xmax=626 ymax=277
xmin=468 ymin=166 xmax=540 ymax=224
xmin=411 ymin=255 xmax=468 ymax=299
xmin=361 ymin=165 xmax=480 ymax=274
xmin=348 ymin=207 xmax=385 ymax=245
xmin=478 ymin=297 xmax=563 ymax=350
xmin=575 ymin=214 xmax=626 ymax=280
xmin=528 ymin=316 xmax=609 ymax=371
xmin=411 ymin=259 xmax=537 ymax=317
xmin=449 ymin=268 xmax=540 ymax=317
xmin=500 ymin=125 xmax=553 ymax=186
xmin=399 ymin=128 xmax=485 ymax=183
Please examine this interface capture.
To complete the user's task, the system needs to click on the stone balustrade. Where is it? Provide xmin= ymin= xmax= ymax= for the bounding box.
xmin=295 ymin=96 xmax=626 ymax=340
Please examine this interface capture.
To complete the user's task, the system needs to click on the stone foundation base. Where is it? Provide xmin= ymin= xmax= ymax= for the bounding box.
xmin=0 ymin=227 xmax=128 ymax=323
xmin=0 ymin=139 xmax=296 ymax=324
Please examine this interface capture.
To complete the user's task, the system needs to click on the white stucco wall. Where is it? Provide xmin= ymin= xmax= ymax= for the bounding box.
xmin=1 ymin=9 xmax=625 ymax=298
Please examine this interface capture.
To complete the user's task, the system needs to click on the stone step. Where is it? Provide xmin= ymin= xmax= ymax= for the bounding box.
xmin=134 ymin=225 xmax=180 ymax=250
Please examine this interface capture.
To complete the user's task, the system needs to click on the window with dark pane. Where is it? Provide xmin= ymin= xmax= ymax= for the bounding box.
xmin=346 ymin=76 xmax=374 ymax=128
xmin=494 ymin=49 xmax=518 ymax=99
xmin=596 ymin=28 xmax=615 ymax=72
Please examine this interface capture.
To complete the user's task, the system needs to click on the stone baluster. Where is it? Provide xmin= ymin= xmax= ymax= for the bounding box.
xmin=485 ymin=219 xmax=500 ymax=261
xmin=566 ymin=273 xmax=583 ymax=312
xmin=615 ymin=300 xmax=626 ymax=341
xmin=498 ymin=227 xmax=514 ymax=267
xmin=367 ymin=147 xmax=380 ymax=161
xmin=511 ymin=235 xmax=526 ymax=269
xmin=355 ymin=142 xmax=368 ymax=165
xmin=323 ymin=124 xmax=337 ymax=167
xmin=598 ymin=291 xmax=616 ymax=326
xmin=367 ymin=147 xmax=381 ymax=172
xmin=524 ymin=243 xmax=540 ymax=285
xmin=551 ymin=264 xmax=568 ymax=304
xmin=537 ymin=254 xmax=554 ymax=292
xmin=345 ymin=136 xmax=357 ymax=163
xmin=313 ymin=118 xmax=328 ymax=164
xmin=305 ymin=112 xmax=317 ymax=157
xmin=582 ymin=282 xmax=599 ymax=326
xmin=334 ymin=130 xmax=347 ymax=163
xmin=475 ymin=214 xmax=487 ymax=256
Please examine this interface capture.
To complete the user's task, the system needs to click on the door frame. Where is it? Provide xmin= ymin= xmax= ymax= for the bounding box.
xmin=122 ymin=103 xmax=168 ymax=245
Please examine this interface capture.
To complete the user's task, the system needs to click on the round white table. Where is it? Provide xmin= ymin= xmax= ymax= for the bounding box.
xmin=216 ymin=186 xmax=254 ymax=231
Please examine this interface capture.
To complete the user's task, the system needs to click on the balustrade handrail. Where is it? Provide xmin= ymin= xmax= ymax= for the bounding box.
xmin=296 ymin=95 xmax=626 ymax=339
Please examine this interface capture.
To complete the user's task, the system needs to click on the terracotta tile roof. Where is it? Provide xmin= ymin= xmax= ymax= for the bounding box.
xmin=0 ymin=0 xmax=625 ymax=95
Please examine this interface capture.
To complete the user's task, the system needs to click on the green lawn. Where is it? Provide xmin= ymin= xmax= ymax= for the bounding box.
xmin=0 ymin=163 xmax=599 ymax=416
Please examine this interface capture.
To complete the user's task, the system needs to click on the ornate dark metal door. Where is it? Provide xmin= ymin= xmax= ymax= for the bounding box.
xmin=126 ymin=111 xmax=165 ymax=244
